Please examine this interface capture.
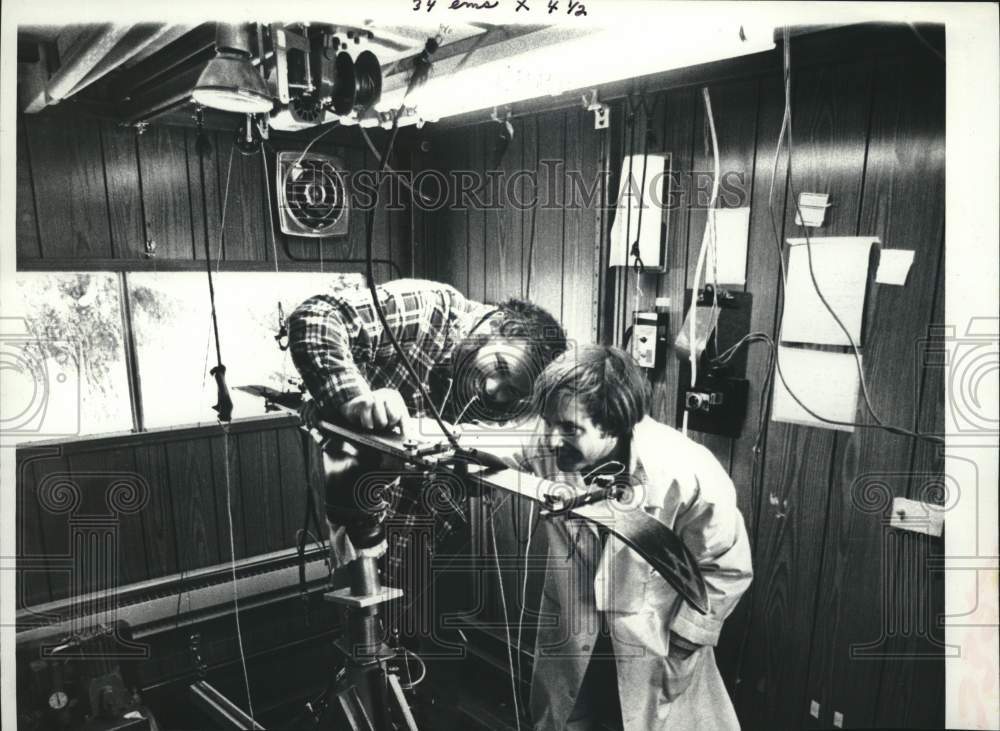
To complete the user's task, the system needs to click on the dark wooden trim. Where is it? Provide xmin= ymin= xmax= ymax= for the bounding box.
xmin=117 ymin=271 xmax=145 ymax=432
xmin=15 ymin=412 xmax=299 ymax=456
xmin=16 ymin=257 xmax=403 ymax=275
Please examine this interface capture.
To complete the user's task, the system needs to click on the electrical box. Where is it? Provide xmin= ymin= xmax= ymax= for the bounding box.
xmin=631 ymin=298 xmax=670 ymax=369
xmin=675 ymin=287 xmax=753 ymax=437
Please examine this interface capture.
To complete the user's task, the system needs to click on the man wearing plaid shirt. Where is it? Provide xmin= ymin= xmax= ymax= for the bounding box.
xmin=288 ymin=278 xmax=567 ymax=567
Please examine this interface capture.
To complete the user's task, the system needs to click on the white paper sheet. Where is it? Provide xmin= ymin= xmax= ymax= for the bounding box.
xmin=609 ymin=154 xmax=670 ymax=268
xmin=704 ymin=207 xmax=751 ymax=285
xmin=875 ymin=249 xmax=915 ymax=286
xmin=780 ymin=236 xmax=879 ymax=346
xmin=794 ymin=192 xmax=830 ymax=227
xmin=771 ymin=346 xmax=861 ymax=432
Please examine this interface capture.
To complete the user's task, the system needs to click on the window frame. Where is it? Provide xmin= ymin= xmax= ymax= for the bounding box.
xmin=11 ymin=263 xmax=381 ymax=446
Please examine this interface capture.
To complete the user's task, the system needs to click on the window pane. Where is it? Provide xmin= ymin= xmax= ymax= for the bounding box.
xmin=128 ymin=272 xmax=362 ymax=429
xmin=3 ymin=273 xmax=133 ymax=443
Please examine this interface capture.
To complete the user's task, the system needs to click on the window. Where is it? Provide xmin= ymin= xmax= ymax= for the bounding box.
xmin=4 ymin=273 xmax=133 ymax=443
xmin=129 ymin=272 xmax=361 ymax=428
xmin=4 ymin=270 xmax=362 ymax=442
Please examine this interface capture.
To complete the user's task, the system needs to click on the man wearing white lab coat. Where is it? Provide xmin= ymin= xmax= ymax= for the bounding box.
xmin=509 ymin=345 xmax=752 ymax=731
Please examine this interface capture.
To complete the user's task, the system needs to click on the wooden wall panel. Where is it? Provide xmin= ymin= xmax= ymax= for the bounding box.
xmin=132 ymin=441 xmax=179 ymax=578
xmin=872 ymin=251 xmax=945 ymax=730
xmin=166 ymin=435 xmax=222 ymax=571
xmin=66 ymin=447 xmax=150 ymax=593
xmin=15 ymin=113 xmax=41 ymax=261
xmin=434 ymin=126 xmax=469 ymax=293
xmin=737 ymin=58 xmax=875 ymax=731
xmin=23 ymin=450 xmax=72 ymax=602
xmin=483 ymin=121 xmax=512 ymax=304
xmin=15 ymin=420 xmax=320 ymax=615
xmin=137 ymin=125 xmax=195 ymax=260
xmin=415 ymin=31 xmax=945 ymax=727
xmin=529 ymin=110 xmax=566 ymax=322
xmin=100 ymin=121 xmax=145 ymax=259
xmin=714 ymin=75 xmax=789 ymax=692
xmin=17 ymin=119 xmax=410 ymax=271
xmin=236 ymin=429 xmax=287 ymax=555
xmin=466 ymin=125 xmax=487 ymax=302
xmin=13 ymin=25 xmax=946 ymax=731
xmin=802 ymin=53 xmax=945 ymax=729
xmin=209 ymin=429 xmax=248 ymax=561
xmin=187 ymin=127 xmax=220 ymax=262
xmin=15 ymin=450 xmax=55 ymax=608
xmin=276 ymin=426 xmax=311 ymax=544
xmin=25 ymin=116 xmax=112 ymax=259
xmin=520 ymin=113 xmax=539 ymax=301
xmin=650 ymin=87 xmax=697 ymax=422
xmin=219 ymin=135 xmax=268 ymax=262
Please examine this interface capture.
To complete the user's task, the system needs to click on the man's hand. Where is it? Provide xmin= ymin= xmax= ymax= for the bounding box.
xmin=340 ymin=389 xmax=411 ymax=432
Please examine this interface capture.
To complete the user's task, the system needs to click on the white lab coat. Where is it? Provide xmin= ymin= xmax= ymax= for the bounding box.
xmin=507 ymin=417 xmax=753 ymax=731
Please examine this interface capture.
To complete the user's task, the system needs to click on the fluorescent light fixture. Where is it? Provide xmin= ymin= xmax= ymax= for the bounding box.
xmin=379 ymin=20 xmax=774 ymax=123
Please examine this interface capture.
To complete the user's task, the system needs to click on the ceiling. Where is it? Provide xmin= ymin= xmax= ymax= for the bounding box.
xmin=15 ymin=21 xmax=550 ymax=131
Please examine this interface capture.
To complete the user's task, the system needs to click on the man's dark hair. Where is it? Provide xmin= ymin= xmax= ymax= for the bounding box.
xmin=495 ymin=297 xmax=568 ymax=369
xmin=531 ymin=345 xmax=650 ymax=438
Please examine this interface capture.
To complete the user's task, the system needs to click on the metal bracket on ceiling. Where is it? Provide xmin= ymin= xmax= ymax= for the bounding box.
xmin=582 ymin=89 xmax=609 ymax=130
xmin=490 ymin=105 xmax=513 ymax=138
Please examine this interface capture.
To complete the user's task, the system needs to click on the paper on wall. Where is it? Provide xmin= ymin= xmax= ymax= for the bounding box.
xmin=779 ymin=236 xmax=880 ymax=346
xmin=703 ymin=207 xmax=751 ymax=285
xmin=609 ymin=154 xmax=670 ymax=268
xmin=875 ymin=249 xmax=915 ymax=286
xmin=771 ymin=346 xmax=861 ymax=432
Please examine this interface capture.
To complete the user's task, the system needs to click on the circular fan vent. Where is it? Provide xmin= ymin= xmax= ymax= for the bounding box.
xmin=277 ymin=152 xmax=350 ymax=237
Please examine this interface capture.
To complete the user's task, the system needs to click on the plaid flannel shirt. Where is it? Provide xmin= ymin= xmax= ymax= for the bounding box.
xmin=288 ymin=279 xmax=493 ymax=557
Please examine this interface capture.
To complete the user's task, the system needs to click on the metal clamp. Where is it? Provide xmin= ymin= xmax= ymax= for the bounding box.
xmin=582 ymin=89 xmax=609 ymax=130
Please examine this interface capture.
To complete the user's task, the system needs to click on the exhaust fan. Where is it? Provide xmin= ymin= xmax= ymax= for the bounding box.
xmin=276 ymin=151 xmax=349 ymax=238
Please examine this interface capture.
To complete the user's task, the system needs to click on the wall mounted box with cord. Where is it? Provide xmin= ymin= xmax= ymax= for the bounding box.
xmin=675 ymin=287 xmax=753 ymax=437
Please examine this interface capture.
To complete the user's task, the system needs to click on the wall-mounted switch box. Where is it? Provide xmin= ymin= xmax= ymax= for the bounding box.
xmin=675 ymin=287 xmax=753 ymax=436
xmin=890 ymin=497 xmax=945 ymax=537
xmin=631 ymin=299 xmax=670 ymax=369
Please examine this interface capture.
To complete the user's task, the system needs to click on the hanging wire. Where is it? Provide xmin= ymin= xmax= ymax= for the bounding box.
xmin=682 ymin=87 xmax=721 ymax=436
xmin=766 ymin=28 xmax=942 ymax=445
xmin=488 ymin=494 xmax=521 ymax=731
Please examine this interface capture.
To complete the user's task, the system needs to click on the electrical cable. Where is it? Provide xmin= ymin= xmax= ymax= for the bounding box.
xmin=220 ymin=424 xmax=257 ymax=724
xmin=361 ymin=43 xmax=462 ymax=450
xmin=488 ymin=494 xmax=521 ymax=731
xmin=683 ymin=87 xmax=721 ymax=436
xmin=260 ymin=138 xmax=280 ymax=273
xmin=291 ymin=120 xmax=341 ymax=172
xmin=515 ymin=501 xmax=537 ymax=717
xmin=358 ymin=126 xmax=428 ymax=202
xmin=767 ymin=29 xmax=942 ymax=445
xmin=191 ymin=127 xmax=256 ymax=720
xmin=523 ymin=171 xmax=540 ymax=299
xmin=396 ymin=647 xmax=427 ymax=690
xmin=907 ymin=23 xmax=946 ymax=63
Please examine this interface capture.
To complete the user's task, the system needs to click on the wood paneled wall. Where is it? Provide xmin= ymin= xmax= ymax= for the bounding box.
xmin=13 ymin=22 xmax=946 ymax=730
xmin=15 ymin=111 xmax=410 ymax=275
xmin=416 ymin=27 xmax=946 ymax=730
xmin=14 ymin=418 xmax=317 ymax=609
